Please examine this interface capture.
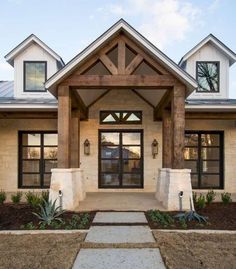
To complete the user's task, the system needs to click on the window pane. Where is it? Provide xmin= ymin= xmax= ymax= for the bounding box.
xmin=101 ymin=174 xmax=119 ymax=186
xmin=122 ymin=133 xmax=140 ymax=145
xmin=23 ymin=147 xmax=40 ymax=159
xmin=22 ymin=174 xmax=40 ymax=187
xmin=184 ymin=161 xmax=197 ymax=173
xmin=123 ymin=146 xmax=141 ymax=159
xmin=44 ymin=134 xmax=58 ymax=146
xmin=123 ymin=174 xmax=141 ymax=186
xmin=123 ymin=160 xmax=141 ymax=173
xmin=202 ymin=161 xmax=219 ymax=173
xmin=23 ymin=160 xmax=40 ymax=173
xmin=197 ymin=62 xmax=219 ymax=92
xmin=101 ymin=133 xmax=119 ymax=145
xmin=102 ymin=114 xmax=117 ymax=123
xmin=191 ymin=174 xmax=199 ymax=188
xmin=201 ymin=134 xmax=219 ymax=146
xmin=124 ymin=112 xmax=141 ymax=122
xmin=22 ymin=133 xmax=40 ymax=146
xmin=44 ymin=160 xmax=57 ymax=173
xmin=44 ymin=147 xmax=58 ymax=159
xmin=101 ymin=146 xmax=119 ymax=158
xmin=185 ymin=134 xmax=198 ymax=146
xmin=201 ymin=174 xmax=220 ymax=188
xmin=201 ymin=148 xmax=219 ymax=159
xmin=101 ymin=160 xmax=119 ymax=172
xmin=25 ymin=62 xmax=46 ymax=91
xmin=184 ymin=147 xmax=198 ymax=160
xmin=43 ymin=174 xmax=51 ymax=187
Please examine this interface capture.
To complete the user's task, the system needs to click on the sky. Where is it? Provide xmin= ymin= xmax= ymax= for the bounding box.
xmin=1 ymin=0 xmax=236 ymax=97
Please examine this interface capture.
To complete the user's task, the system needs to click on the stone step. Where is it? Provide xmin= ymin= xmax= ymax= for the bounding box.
xmin=73 ymin=248 xmax=166 ymax=269
xmin=93 ymin=212 xmax=148 ymax=224
xmin=85 ymin=226 xmax=155 ymax=244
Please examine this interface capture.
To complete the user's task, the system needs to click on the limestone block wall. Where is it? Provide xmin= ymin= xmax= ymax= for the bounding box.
xmin=186 ymin=119 xmax=236 ymax=195
xmin=80 ymin=89 xmax=162 ymax=192
xmin=0 ymin=118 xmax=57 ymax=197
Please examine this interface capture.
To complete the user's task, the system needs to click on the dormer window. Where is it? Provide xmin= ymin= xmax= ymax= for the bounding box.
xmin=24 ymin=61 xmax=47 ymax=92
xmin=196 ymin=61 xmax=219 ymax=92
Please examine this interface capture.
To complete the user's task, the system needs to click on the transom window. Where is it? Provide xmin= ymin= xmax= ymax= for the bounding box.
xmin=184 ymin=131 xmax=224 ymax=189
xmin=100 ymin=111 xmax=142 ymax=124
xmin=196 ymin=61 xmax=219 ymax=92
xmin=18 ymin=131 xmax=57 ymax=188
xmin=24 ymin=61 xmax=47 ymax=92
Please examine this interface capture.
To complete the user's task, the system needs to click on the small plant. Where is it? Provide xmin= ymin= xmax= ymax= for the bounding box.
xmin=196 ymin=194 xmax=206 ymax=209
xmin=221 ymin=192 xmax=232 ymax=205
xmin=192 ymin=192 xmax=197 ymax=205
xmin=25 ymin=191 xmax=42 ymax=208
xmin=0 ymin=190 xmax=6 ymax=204
xmin=179 ymin=218 xmax=187 ymax=229
xmin=147 ymin=210 xmax=174 ymax=228
xmin=33 ymin=198 xmax=64 ymax=226
xmin=21 ymin=222 xmax=36 ymax=230
xmin=206 ymin=190 xmax=216 ymax=204
xmin=11 ymin=191 xmax=22 ymax=204
xmin=41 ymin=190 xmax=49 ymax=202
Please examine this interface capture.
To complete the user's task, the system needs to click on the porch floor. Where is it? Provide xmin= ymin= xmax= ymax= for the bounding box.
xmin=76 ymin=192 xmax=164 ymax=211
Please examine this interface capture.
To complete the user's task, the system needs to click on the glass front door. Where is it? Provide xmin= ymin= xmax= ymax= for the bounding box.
xmin=99 ymin=130 xmax=143 ymax=188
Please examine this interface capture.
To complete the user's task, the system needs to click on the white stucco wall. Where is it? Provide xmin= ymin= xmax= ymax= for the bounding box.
xmin=186 ymin=42 xmax=229 ymax=99
xmin=13 ymin=43 xmax=58 ymax=99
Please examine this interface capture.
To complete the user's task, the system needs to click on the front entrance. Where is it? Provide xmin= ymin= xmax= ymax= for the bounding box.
xmin=99 ymin=130 xmax=143 ymax=188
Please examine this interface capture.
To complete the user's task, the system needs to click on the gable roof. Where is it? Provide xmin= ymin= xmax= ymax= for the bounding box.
xmin=179 ymin=34 xmax=236 ymax=67
xmin=5 ymin=34 xmax=65 ymax=68
xmin=45 ymin=19 xmax=197 ymax=94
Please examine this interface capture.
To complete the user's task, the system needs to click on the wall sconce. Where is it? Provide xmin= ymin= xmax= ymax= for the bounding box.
xmin=152 ymin=139 xmax=158 ymax=159
xmin=84 ymin=139 xmax=90 ymax=155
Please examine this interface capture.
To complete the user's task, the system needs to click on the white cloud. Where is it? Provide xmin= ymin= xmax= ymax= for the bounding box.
xmin=208 ymin=0 xmax=221 ymax=12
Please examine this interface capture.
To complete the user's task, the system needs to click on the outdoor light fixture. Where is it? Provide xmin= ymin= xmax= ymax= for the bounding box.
xmin=152 ymin=139 xmax=158 ymax=159
xmin=84 ymin=139 xmax=90 ymax=155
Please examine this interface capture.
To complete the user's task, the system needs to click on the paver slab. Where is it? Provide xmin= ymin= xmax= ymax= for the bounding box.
xmin=93 ymin=212 xmax=147 ymax=223
xmin=73 ymin=248 xmax=166 ymax=269
xmin=85 ymin=226 xmax=155 ymax=243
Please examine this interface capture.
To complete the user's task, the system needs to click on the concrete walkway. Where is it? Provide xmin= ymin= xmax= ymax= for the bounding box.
xmin=73 ymin=212 xmax=166 ymax=269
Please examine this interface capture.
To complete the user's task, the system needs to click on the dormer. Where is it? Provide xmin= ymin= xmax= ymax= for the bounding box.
xmin=5 ymin=34 xmax=64 ymax=99
xmin=179 ymin=34 xmax=236 ymax=99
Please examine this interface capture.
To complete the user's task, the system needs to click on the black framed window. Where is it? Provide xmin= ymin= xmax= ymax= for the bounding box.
xmin=24 ymin=61 xmax=47 ymax=92
xmin=196 ymin=61 xmax=219 ymax=92
xmin=18 ymin=131 xmax=57 ymax=188
xmin=99 ymin=130 xmax=143 ymax=188
xmin=184 ymin=131 xmax=224 ymax=189
xmin=100 ymin=111 xmax=142 ymax=124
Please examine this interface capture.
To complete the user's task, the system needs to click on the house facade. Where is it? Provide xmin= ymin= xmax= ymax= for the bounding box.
xmin=0 ymin=20 xmax=236 ymax=210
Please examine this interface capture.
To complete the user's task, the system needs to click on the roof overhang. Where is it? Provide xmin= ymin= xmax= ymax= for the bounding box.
xmin=5 ymin=34 xmax=64 ymax=68
xmin=179 ymin=34 xmax=236 ymax=67
xmin=45 ymin=19 xmax=197 ymax=96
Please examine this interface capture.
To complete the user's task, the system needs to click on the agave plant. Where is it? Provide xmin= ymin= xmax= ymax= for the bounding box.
xmin=175 ymin=197 xmax=207 ymax=223
xmin=33 ymin=198 xmax=64 ymax=226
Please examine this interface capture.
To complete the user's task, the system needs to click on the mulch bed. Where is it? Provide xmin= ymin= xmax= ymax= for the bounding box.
xmin=0 ymin=203 xmax=95 ymax=230
xmin=146 ymin=202 xmax=236 ymax=230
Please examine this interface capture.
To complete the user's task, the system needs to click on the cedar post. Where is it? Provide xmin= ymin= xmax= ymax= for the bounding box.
xmin=171 ymin=84 xmax=185 ymax=169
xmin=70 ymin=109 xmax=80 ymax=168
xmin=57 ymin=85 xmax=71 ymax=168
xmin=162 ymin=109 xmax=172 ymax=168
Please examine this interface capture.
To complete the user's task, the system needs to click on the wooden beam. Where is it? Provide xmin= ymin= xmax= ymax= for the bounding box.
xmin=71 ymin=90 xmax=88 ymax=119
xmin=186 ymin=112 xmax=236 ymax=120
xmin=125 ymin=54 xmax=143 ymax=75
xmin=64 ymin=75 xmax=176 ymax=89
xmin=171 ymin=84 xmax=186 ymax=169
xmin=162 ymin=109 xmax=172 ymax=168
xmin=99 ymin=54 xmax=118 ymax=75
xmin=57 ymin=85 xmax=71 ymax=168
xmin=118 ymin=39 xmax=126 ymax=74
xmin=154 ymin=90 xmax=172 ymax=120
xmin=70 ymin=109 xmax=80 ymax=168
xmin=0 ymin=112 xmax=57 ymax=119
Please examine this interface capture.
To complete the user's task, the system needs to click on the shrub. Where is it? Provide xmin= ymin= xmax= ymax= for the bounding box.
xmin=192 ymin=192 xmax=197 ymax=205
xmin=41 ymin=190 xmax=49 ymax=202
xmin=33 ymin=198 xmax=64 ymax=226
xmin=11 ymin=192 xmax=22 ymax=204
xmin=0 ymin=190 xmax=6 ymax=204
xmin=206 ymin=190 xmax=216 ymax=204
xmin=147 ymin=210 xmax=174 ymax=228
xmin=25 ymin=191 xmax=42 ymax=208
xmin=221 ymin=192 xmax=232 ymax=205
xmin=196 ymin=194 xmax=206 ymax=209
